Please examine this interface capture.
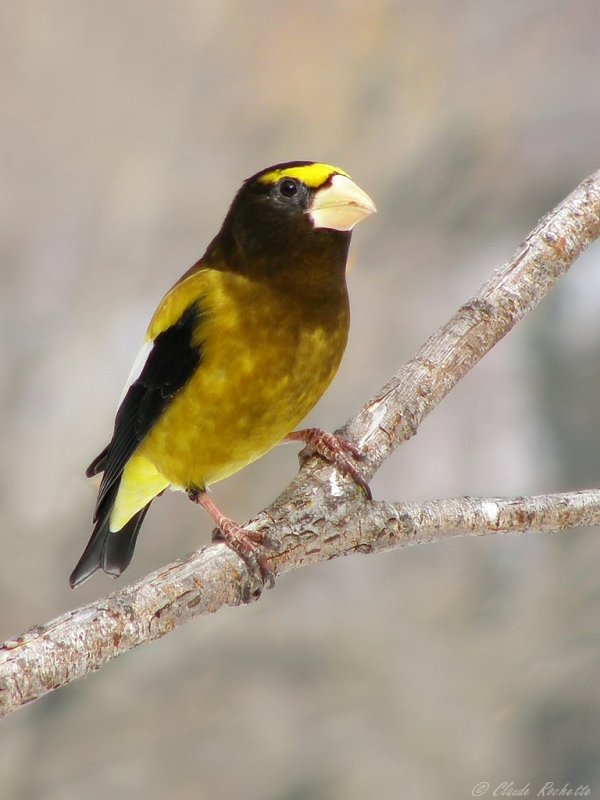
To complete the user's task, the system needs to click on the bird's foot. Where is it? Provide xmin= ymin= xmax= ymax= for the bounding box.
xmin=190 ymin=491 xmax=276 ymax=590
xmin=211 ymin=521 xmax=276 ymax=591
xmin=285 ymin=428 xmax=372 ymax=500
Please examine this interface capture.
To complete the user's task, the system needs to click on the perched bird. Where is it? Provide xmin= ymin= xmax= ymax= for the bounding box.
xmin=70 ymin=161 xmax=376 ymax=588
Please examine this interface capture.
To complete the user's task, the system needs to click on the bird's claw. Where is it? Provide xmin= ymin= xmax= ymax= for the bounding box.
xmin=286 ymin=428 xmax=372 ymax=500
xmin=212 ymin=523 xmax=276 ymax=590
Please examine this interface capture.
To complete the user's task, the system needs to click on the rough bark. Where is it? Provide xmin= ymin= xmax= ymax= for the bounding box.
xmin=2 ymin=169 xmax=600 ymax=720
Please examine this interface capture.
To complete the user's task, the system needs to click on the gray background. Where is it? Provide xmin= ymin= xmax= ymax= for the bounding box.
xmin=2 ymin=2 xmax=600 ymax=798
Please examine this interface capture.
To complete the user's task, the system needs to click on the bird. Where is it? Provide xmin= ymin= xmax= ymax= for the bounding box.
xmin=70 ymin=161 xmax=376 ymax=588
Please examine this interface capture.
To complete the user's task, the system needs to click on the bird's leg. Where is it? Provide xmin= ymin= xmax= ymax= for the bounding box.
xmin=188 ymin=490 xmax=275 ymax=588
xmin=284 ymin=428 xmax=372 ymax=500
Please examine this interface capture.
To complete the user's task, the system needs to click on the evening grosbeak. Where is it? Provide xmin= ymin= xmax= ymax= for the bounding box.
xmin=70 ymin=161 xmax=376 ymax=588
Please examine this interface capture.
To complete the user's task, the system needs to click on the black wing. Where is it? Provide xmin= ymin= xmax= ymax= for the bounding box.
xmin=91 ymin=300 xmax=204 ymax=518
xmin=70 ymin=301 xmax=204 ymax=587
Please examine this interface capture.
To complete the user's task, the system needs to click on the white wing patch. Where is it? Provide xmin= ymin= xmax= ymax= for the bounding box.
xmin=118 ymin=339 xmax=154 ymax=407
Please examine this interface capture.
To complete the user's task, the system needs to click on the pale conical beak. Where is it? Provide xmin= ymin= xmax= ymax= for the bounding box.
xmin=308 ymin=174 xmax=377 ymax=232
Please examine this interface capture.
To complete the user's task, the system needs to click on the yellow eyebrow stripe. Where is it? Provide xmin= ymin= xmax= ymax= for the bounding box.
xmin=257 ymin=163 xmax=351 ymax=189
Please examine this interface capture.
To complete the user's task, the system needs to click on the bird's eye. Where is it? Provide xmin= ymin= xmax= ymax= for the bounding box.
xmin=279 ymin=179 xmax=298 ymax=198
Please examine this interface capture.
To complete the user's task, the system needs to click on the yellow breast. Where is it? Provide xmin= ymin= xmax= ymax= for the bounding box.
xmin=137 ymin=268 xmax=349 ymax=490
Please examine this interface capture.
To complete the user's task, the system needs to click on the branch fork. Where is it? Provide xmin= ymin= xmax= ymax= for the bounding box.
xmin=2 ymin=169 xmax=600 ymax=718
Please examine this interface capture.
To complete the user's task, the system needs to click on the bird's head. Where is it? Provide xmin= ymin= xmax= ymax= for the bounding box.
xmin=211 ymin=161 xmax=376 ymax=280
xmin=248 ymin=161 xmax=376 ymax=232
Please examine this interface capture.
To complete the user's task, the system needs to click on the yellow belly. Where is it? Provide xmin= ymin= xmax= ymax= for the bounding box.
xmin=144 ymin=320 xmax=347 ymax=486
xmin=110 ymin=268 xmax=349 ymax=530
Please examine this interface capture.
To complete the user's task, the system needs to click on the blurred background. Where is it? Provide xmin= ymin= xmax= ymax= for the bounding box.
xmin=2 ymin=1 xmax=600 ymax=798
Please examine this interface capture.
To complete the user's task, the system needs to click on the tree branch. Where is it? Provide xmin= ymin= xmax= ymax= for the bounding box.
xmin=2 ymin=170 xmax=600 ymax=720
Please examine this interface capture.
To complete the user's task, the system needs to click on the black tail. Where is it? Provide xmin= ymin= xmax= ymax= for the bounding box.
xmin=86 ymin=445 xmax=109 ymax=478
xmin=70 ymin=489 xmax=152 ymax=588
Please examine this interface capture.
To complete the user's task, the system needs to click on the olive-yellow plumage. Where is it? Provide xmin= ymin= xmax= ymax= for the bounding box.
xmin=70 ymin=161 xmax=375 ymax=587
